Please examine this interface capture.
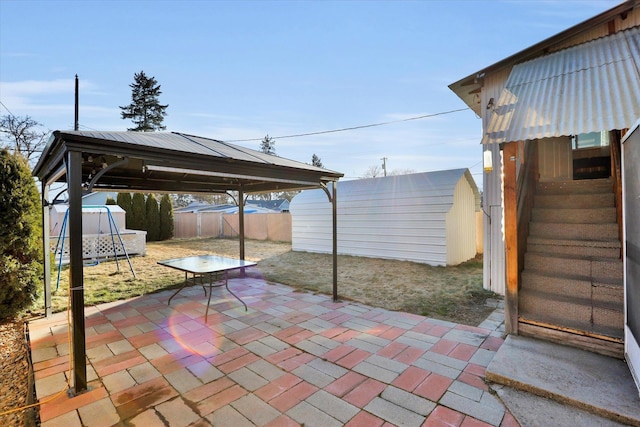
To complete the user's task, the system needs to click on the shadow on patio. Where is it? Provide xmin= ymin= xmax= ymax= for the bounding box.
xmin=29 ymin=277 xmax=513 ymax=427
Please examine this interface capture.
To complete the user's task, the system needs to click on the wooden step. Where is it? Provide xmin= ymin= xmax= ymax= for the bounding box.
xmin=519 ymin=288 xmax=623 ymax=339
xmin=534 ymin=193 xmax=614 ymax=209
xmin=536 ymin=178 xmax=612 ymax=195
xmin=529 ymin=222 xmax=618 ymax=241
xmin=531 ymin=207 xmax=616 ymax=224
xmin=524 ymin=252 xmax=623 ymax=283
xmin=527 ymin=237 xmax=621 ymax=259
xmin=521 ymin=270 xmax=623 ymax=306
xmin=521 ymin=270 xmax=590 ymax=298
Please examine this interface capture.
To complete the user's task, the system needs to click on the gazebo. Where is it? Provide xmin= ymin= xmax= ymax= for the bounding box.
xmin=33 ymin=130 xmax=343 ymax=395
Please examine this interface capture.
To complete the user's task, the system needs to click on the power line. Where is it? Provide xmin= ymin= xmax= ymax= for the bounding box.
xmin=224 ymin=107 xmax=470 ymax=142
xmin=0 ymin=100 xmax=15 ymax=117
xmin=78 ymin=124 xmax=99 ymax=131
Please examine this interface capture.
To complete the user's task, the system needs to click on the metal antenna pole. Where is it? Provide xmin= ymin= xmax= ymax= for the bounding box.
xmin=74 ymin=75 xmax=79 ymax=131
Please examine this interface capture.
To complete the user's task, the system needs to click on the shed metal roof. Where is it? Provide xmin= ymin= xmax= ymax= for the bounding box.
xmin=33 ymin=131 xmax=343 ymax=194
xmin=483 ymin=26 xmax=640 ymax=144
xmin=292 ymin=168 xmax=480 ymax=211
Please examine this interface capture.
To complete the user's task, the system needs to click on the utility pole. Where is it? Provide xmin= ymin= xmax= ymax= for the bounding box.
xmin=381 ymin=157 xmax=387 ymax=177
xmin=74 ymin=74 xmax=79 ymax=131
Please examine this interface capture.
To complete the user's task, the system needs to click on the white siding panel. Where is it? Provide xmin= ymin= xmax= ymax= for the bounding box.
xmin=483 ymin=145 xmax=506 ymax=295
xmin=480 ymin=74 xmax=508 ymax=294
xmin=291 ymin=169 xmax=479 ymax=266
xmin=446 ymin=173 xmax=478 ymax=265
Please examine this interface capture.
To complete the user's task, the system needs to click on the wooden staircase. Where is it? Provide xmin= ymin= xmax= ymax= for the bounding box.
xmin=518 ymin=178 xmax=624 ymax=355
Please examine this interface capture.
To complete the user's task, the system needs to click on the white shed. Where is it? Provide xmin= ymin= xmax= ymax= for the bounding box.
xmin=290 ymin=168 xmax=480 ymax=266
xmin=50 ymin=204 xmax=126 ymax=236
xmin=49 ymin=204 xmax=146 ymax=263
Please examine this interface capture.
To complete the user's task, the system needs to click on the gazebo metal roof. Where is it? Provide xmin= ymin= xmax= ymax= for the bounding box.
xmin=33 ymin=130 xmax=342 ymax=394
xmin=34 ymin=130 xmax=343 ymax=194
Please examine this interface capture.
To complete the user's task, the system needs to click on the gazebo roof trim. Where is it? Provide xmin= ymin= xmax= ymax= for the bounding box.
xmin=33 ymin=130 xmax=343 ymax=194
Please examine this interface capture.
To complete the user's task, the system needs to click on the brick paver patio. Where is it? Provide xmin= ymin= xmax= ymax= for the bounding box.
xmin=28 ymin=277 xmax=518 ymax=426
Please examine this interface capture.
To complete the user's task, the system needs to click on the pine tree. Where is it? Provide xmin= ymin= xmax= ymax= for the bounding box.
xmin=311 ymin=154 xmax=323 ymax=168
xmin=145 ymin=194 xmax=160 ymax=242
xmin=258 ymin=135 xmax=277 ymax=200
xmin=117 ymin=193 xmax=133 ymax=228
xmin=159 ymin=194 xmax=174 ymax=241
xmin=120 ymin=71 xmax=168 ymax=132
xmin=0 ymin=149 xmax=42 ymax=319
xmin=105 ymin=196 xmax=117 ymax=205
xmin=260 ymin=135 xmax=276 ymax=155
xmin=131 ymin=193 xmax=146 ymax=231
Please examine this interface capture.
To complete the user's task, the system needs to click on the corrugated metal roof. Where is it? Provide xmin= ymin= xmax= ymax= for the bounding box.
xmin=54 ymin=130 xmax=332 ymax=172
xmin=340 ymin=168 xmax=473 ymax=192
xmin=449 ymin=1 xmax=640 ymax=116
xmin=483 ymin=26 xmax=640 ymax=144
xmin=33 ymin=130 xmax=343 ymax=194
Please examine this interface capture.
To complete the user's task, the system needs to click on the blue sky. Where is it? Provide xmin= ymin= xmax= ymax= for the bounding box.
xmin=0 ymin=0 xmax=621 ymax=185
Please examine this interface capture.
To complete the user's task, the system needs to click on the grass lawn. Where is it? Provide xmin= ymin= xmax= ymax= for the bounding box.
xmin=35 ymin=237 xmax=498 ymax=326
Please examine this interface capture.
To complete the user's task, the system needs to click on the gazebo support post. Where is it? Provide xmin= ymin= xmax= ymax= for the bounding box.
xmin=321 ymin=181 xmax=339 ymax=302
xmin=332 ymin=180 xmax=338 ymax=302
xmin=42 ymin=182 xmax=52 ymax=317
xmin=68 ymin=150 xmax=87 ymax=394
xmin=238 ymin=186 xmax=245 ymax=261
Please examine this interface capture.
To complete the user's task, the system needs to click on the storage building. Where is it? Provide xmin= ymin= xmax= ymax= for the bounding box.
xmin=290 ymin=168 xmax=480 ymax=266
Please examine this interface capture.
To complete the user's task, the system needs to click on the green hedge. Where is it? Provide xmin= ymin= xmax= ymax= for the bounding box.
xmin=0 ymin=150 xmax=42 ymax=320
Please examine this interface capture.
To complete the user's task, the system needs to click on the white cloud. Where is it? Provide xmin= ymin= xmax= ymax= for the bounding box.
xmin=2 ymin=78 xmax=75 ymax=96
xmin=0 ymin=78 xmax=120 ymax=130
xmin=3 ymin=52 xmax=37 ymax=58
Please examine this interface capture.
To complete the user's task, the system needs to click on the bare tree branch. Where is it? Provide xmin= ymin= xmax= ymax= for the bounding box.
xmin=0 ymin=115 xmax=49 ymax=165
xmin=361 ymin=165 xmax=382 ymax=178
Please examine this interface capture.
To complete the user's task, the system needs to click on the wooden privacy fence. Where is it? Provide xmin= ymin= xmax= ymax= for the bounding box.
xmin=173 ymin=211 xmax=483 ymax=252
xmin=173 ymin=212 xmax=292 ymax=242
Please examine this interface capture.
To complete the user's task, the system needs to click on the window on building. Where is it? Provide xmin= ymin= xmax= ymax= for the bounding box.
xmin=572 ymin=131 xmax=610 ymax=150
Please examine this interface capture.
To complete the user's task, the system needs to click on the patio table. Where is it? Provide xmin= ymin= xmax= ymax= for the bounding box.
xmin=158 ymin=255 xmax=256 ymax=320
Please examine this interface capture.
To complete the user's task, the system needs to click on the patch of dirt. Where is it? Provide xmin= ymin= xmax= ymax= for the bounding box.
xmin=0 ymin=320 xmax=36 ymax=426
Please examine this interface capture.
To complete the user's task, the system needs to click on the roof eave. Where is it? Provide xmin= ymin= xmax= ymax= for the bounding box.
xmin=449 ymin=0 xmax=638 ymax=110
xmin=33 ymin=130 xmax=343 ymax=194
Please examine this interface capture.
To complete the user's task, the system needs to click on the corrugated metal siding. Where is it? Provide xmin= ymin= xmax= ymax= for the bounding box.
xmin=446 ymin=172 xmax=478 ymax=265
xmin=551 ymin=9 xmax=640 ymax=52
xmin=621 ymin=8 xmax=640 ymax=30
xmin=537 ymin=137 xmax=573 ymax=181
xmin=290 ymin=169 xmax=480 ymax=266
xmin=484 ymin=26 xmax=640 ymax=145
xmin=550 ymin=25 xmax=612 ymax=53
xmin=479 ymin=73 xmax=508 ymax=295
xmin=481 ymin=144 xmax=506 ymax=295
xmin=482 ymin=69 xmax=512 ymax=131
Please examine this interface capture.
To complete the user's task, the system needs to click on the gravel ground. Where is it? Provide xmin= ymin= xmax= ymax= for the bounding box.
xmin=0 ymin=320 xmax=36 ymax=426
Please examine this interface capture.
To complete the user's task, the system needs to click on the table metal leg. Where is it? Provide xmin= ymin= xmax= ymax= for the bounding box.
xmin=224 ymin=272 xmax=248 ymax=312
xmin=168 ymin=271 xmax=189 ymax=305
xmin=204 ymin=271 xmax=248 ymax=322
xmin=168 ymin=271 xmax=208 ymax=306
